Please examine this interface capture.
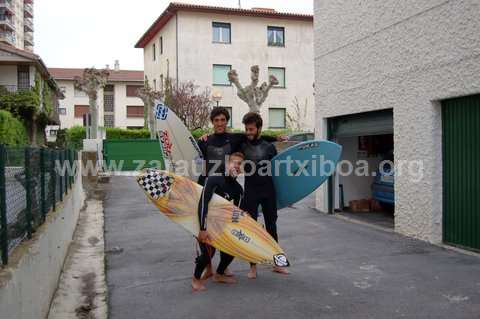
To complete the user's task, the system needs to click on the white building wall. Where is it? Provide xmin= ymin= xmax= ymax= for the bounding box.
xmin=143 ymin=11 xmax=314 ymax=130
xmin=0 ymin=65 xmax=17 ymax=87
xmin=314 ymin=0 xmax=480 ymax=243
xmin=57 ymin=80 xmax=144 ymax=129
xmin=144 ymin=15 xmax=178 ymax=92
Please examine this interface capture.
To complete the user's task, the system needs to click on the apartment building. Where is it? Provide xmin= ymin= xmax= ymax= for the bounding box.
xmin=136 ymin=3 xmax=314 ymax=130
xmin=0 ymin=0 xmax=34 ymax=51
xmin=49 ymin=62 xmax=145 ymax=129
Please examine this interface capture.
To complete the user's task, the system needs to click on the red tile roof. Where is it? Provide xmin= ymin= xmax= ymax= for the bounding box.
xmin=48 ymin=68 xmax=144 ymax=82
xmin=135 ymin=2 xmax=313 ymax=48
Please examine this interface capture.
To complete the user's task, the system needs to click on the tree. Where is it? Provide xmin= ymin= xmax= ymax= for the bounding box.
xmin=137 ymin=77 xmax=163 ymax=139
xmin=74 ymin=68 xmax=109 ymax=139
xmin=287 ymin=97 xmax=308 ymax=131
xmin=228 ymin=65 xmax=278 ymax=113
xmin=164 ymin=79 xmax=211 ymax=130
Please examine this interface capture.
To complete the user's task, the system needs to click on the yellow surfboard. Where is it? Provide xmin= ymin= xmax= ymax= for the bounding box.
xmin=137 ymin=169 xmax=290 ymax=267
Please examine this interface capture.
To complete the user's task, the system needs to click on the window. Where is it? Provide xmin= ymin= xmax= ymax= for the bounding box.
xmin=126 ymin=85 xmax=143 ymax=97
xmin=269 ymin=108 xmax=286 ymax=128
xmin=268 ymin=67 xmax=285 ymax=88
xmin=268 ymin=26 xmax=285 ymax=47
xmin=59 ymin=107 xmax=67 ymax=115
xmin=104 ymin=114 xmax=115 ymax=128
xmin=49 ymin=130 xmax=57 ymax=137
xmin=160 ymin=36 xmax=163 ymax=54
xmin=74 ymin=105 xmax=89 ymax=118
xmin=212 ymin=22 xmax=231 ymax=43
xmin=17 ymin=65 xmax=30 ymax=90
xmin=127 ymin=105 xmax=145 ymax=118
xmin=153 ymin=43 xmax=156 ymax=61
xmin=74 ymin=87 xmax=86 ymax=97
xmin=153 ymin=79 xmax=157 ymax=90
xmin=213 ymin=64 xmax=231 ymax=86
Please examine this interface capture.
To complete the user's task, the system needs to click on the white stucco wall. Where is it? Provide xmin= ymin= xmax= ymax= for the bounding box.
xmin=0 ymin=65 xmax=17 ymax=87
xmin=143 ymin=11 xmax=314 ymax=130
xmin=57 ymin=80 xmax=145 ymax=129
xmin=314 ymin=0 xmax=480 ymax=243
xmin=144 ymin=14 xmax=178 ymax=92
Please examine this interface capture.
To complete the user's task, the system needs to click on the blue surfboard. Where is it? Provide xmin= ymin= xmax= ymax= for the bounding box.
xmin=272 ymin=140 xmax=342 ymax=209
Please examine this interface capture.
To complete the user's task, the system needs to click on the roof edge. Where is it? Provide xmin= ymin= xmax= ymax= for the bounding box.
xmin=135 ymin=2 xmax=313 ymax=48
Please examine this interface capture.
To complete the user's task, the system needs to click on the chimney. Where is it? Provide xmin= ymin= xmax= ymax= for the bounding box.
xmin=114 ymin=60 xmax=120 ymax=72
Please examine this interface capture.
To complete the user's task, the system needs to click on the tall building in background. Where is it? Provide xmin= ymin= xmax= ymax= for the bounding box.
xmin=0 ymin=0 xmax=34 ymax=51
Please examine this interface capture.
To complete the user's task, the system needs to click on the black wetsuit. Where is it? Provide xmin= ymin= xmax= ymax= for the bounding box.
xmin=197 ymin=133 xmax=276 ymax=185
xmin=194 ymin=175 xmax=243 ymax=279
xmin=240 ymin=137 xmax=279 ymax=241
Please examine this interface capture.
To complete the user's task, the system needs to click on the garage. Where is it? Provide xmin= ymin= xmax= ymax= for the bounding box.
xmin=327 ymin=109 xmax=394 ymax=228
xmin=442 ymin=94 xmax=480 ymax=251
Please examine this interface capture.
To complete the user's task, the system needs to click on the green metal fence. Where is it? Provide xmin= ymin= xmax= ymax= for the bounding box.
xmin=0 ymin=145 xmax=78 ymax=265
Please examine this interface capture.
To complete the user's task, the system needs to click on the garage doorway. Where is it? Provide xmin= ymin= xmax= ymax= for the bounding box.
xmin=328 ymin=109 xmax=394 ymax=229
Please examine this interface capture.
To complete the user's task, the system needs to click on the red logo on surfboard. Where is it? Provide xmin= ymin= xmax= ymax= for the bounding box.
xmin=160 ymin=130 xmax=173 ymax=158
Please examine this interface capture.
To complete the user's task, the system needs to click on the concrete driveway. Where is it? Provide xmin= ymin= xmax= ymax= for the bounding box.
xmin=104 ymin=176 xmax=480 ymax=319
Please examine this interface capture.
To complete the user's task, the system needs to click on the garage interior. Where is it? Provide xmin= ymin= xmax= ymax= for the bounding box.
xmin=328 ymin=109 xmax=394 ymax=229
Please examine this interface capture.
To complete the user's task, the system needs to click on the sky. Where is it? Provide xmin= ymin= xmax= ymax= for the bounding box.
xmin=35 ymin=0 xmax=313 ymax=71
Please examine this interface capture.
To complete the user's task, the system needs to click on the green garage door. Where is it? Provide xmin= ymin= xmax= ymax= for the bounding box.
xmin=103 ymin=139 xmax=164 ymax=171
xmin=443 ymin=94 xmax=480 ymax=251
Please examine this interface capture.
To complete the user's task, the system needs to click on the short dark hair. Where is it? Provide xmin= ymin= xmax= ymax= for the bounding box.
xmin=210 ymin=107 xmax=230 ymax=122
xmin=242 ymin=112 xmax=263 ymax=129
xmin=229 ymin=152 xmax=245 ymax=160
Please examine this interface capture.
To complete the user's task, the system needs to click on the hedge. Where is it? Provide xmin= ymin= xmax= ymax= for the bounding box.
xmin=0 ymin=110 xmax=28 ymax=145
xmin=66 ymin=126 xmax=293 ymax=149
xmin=66 ymin=126 xmax=151 ymax=149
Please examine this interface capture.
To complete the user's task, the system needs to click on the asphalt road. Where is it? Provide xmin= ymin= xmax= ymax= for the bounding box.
xmin=104 ymin=176 xmax=480 ymax=319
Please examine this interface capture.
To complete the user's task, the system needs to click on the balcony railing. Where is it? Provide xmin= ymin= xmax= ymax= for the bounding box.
xmin=24 ymin=17 xmax=33 ymax=31
xmin=0 ymin=30 xmax=15 ymax=45
xmin=24 ymin=31 xmax=33 ymax=45
xmin=0 ymin=14 xmax=15 ymax=31
xmin=0 ymin=0 xmax=15 ymax=15
xmin=24 ymin=3 xmax=33 ymax=18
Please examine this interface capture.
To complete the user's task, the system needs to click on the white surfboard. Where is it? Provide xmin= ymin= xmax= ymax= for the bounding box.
xmin=154 ymin=101 xmax=204 ymax=181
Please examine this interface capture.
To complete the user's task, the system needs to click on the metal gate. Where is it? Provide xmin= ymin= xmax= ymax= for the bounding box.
xmin=103 ymin=139 xmax=164 ymax=171
xmin=442 ymin=94 xmax=480 ymax=251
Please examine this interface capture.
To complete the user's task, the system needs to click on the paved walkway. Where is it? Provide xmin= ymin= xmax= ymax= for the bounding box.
xmin=104 ymin=176 xmax=480 ymax=319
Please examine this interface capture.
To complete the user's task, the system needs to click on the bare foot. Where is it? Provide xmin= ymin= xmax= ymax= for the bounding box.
xmin=247 ymin=265 xmax=257 ymax=279
xmin=272 ymin=266 xmax=290 ymax=275
xmin=191 ymin=278 xmax=206 ymax=292
xmin=224 ymin=267 xmax=234 ymax=277
xmin=201 ymin=264 xmax=214 ymax=280
xmin=213 ymin=274 xmax=237 ymax=284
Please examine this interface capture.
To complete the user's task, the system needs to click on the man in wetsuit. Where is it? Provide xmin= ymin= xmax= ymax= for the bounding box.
xmin=240 ymin=112 xmax=289 ymax=279
xmin=197 ymin=107 xmax=282 ymax=185
xmin=192 ymin=152 xmax=245 ymax=292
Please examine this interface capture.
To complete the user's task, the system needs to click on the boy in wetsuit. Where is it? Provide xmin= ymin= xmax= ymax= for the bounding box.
xmin=192 ymin=152 xmax=245 ymax=292
xmin=196 ymin=108 xmax=285 ymax=278
xmin=240 ymin=112 xmax=289 ymax=279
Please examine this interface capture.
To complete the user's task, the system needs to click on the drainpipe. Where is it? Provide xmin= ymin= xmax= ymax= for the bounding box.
xmin=175 ymin=12 xmax=179 ymax=87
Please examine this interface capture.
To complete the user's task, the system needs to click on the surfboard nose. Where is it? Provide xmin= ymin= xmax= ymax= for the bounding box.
xmin=137 ymin=169 xmax=175 ymax=200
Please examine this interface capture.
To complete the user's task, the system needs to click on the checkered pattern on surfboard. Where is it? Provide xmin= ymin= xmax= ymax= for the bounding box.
xmin=137 ymin=170 xmax=174 ymax=200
